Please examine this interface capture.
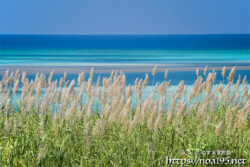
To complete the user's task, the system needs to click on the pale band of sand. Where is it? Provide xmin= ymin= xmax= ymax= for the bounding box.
xmin=1 ymin=63 xmax=250 ymax=75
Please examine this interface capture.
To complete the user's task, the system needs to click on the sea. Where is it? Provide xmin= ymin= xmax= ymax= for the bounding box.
xmin=0 ymin=34 xmax=250 ymax=86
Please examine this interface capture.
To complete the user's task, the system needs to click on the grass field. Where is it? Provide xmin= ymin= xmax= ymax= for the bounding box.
xmin=0 ymin=66 xmax=249 ymax=166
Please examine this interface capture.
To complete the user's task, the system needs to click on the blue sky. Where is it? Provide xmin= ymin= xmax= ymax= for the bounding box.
xmin=0 ymin=0 xmax=249 ymax=35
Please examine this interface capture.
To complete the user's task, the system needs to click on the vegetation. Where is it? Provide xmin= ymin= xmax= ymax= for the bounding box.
xmin=0 ymin=66 xmax=249 ymax=166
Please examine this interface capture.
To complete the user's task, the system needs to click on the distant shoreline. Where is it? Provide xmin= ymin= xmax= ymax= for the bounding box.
xmin=1 ymin=64 xmax=250 ymax=75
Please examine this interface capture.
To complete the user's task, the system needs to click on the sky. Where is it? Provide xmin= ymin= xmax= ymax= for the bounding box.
xmin=0 ymin=0 xmax=250 ymax=35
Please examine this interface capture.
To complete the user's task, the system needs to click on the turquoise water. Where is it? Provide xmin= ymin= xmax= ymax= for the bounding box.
xmin=0 ymin=34 xmax=250 ymax=66
xmin=0 ymin=34 xmax=250 ymax=85
xmin=0 ymin=49 xmax=250 ymax=66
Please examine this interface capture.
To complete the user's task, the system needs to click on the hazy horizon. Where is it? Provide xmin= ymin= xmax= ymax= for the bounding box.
xmin=1 ymin=33 xmax=250 ymax=36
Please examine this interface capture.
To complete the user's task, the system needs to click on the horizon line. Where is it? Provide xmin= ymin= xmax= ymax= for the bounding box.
xmin=1 ymin=33 xmax=250 ymax=36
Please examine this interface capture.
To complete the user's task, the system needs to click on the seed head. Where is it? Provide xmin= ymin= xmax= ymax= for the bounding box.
xmin=13 ymin=80 xmax=19 ymax=95
xmin=196 ymin=68 xmax=199 ymax=77
xmin=152 ymin=65 xmax=157 ymax=76
xmin=154 ymin=112 xmax=162 ymax=132
xmin=204 ymin=66 xmax=208 ymax=76
xmin=127 ymin=85 xmax=133 ymax=97
xmin=216 ymin=121 xmax=223 ymax=136
xmin=48 ymin=70 xmax=54 ymax=86
xmin=68 ymin=79 xmax=76 ymax=94
xmin=78 ymin=72 xmax=85 ymax=86
xmin=63 ymin=72 xmax=67 ymax=82
xmin=96 ymin=75 xmax=101 ymax=88
xmin=222 ymin=66 xmax=226 ymax=78
xmin=228 ymin=66 xmax=236 ymax=82
xmin=90 ymin=68 xmax=94 ymax=79
xmin=164 ymin=69 xmax=168 ymax=80
xmin=142 ymin=73 xmax=149 ymax=87
xmin=21 ymin=71 xmax=27 ymax=84
xmin=243 ymin=75 xmax=247 ymax=85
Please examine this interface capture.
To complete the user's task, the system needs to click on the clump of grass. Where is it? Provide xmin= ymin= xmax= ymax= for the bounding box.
xmin=0 ymin=66 xmax=249 ymax=166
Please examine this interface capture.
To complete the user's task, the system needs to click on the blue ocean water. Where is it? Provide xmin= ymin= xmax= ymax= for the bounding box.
xmin=0 ymin=34 xmax=250 ymax=66
xmin=1 ymin=34 xmax=250 ymax=50
xmin=0 ymin=34 xmax=250 ymax=85
xmin=13 ymin=70 xmax=250 ymax=86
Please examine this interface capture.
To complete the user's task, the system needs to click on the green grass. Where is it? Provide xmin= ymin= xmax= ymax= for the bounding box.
xmin=0 ymin=67 xmax=249 ymax=166
xmin=0 ymin=104 xmax=249 ymax=166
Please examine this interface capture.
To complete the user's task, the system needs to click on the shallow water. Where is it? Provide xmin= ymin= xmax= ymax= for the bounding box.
xmin=0 ymin=34 xmax=250 ymax=66
xmin=0 ymin=34 xmax=249 ymax=85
